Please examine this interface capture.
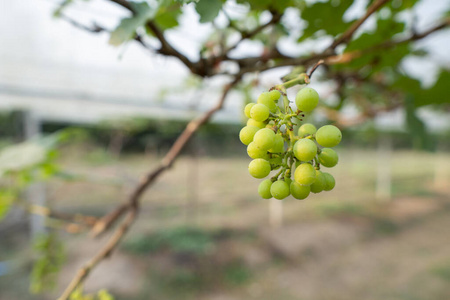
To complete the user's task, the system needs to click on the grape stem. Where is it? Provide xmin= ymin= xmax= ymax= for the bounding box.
xmin=277 ymin=73 xmax=310 ymax=89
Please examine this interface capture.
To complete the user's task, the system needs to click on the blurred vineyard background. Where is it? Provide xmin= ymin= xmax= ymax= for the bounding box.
xmin=1 ymin=0 xmax=450 ymax=299
xmin=1 ymin=112 xmax=450 ymax=299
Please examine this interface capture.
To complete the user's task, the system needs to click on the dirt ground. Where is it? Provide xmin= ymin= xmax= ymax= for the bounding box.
xmin=1 ymin=148 xmax=449 ymax=300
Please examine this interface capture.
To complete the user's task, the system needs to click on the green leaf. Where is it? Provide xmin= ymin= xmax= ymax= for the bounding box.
xmin=337 ymin=17 xmax=409 ymax=72
xmin=405 ymin=96 xmax=432 ymax=150
xmin=31 ymin=233 xmax=66 ymax=294
xmin=392 ymin=70 xmax=450 ymax=107
xmin=176 ymin=0 xmax=199 ymax=3
xmin=298 ymin=0 xmax=353 ymax=42
xmin=0 ymin=190 xmax=15 ymax=220
xmin=109 ymin=2 xmax=155 ymax=46
xmin=195 ymin=0 xmax=222 ymax=23
xmin=154 ymin=3 xmax=182 ymax=31
xmin=0 ymin=142 xmax=47 ymax=175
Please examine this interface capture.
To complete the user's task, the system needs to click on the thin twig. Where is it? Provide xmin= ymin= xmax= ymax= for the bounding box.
xmin=57 ymin=202 xmax=139 ymax=300
xmin=307 ymin=60 xmax=325 ymax=78
xmin=329 ymin=0 xmax=390 ymax=50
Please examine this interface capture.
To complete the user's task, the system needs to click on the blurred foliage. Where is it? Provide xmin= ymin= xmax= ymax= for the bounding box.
xmin=51 ymin=0 xmax=450 ymax=150
xmin=30 ymin=233 xmax=65 ymax=293
xmin=0 ymin=128 xmax=84 ymax=221
xmin=70 ymin=287 xmax=115 ymax=300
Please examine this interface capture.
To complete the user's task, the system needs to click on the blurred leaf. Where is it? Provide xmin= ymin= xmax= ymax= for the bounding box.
xmin=31 ymin=233 xmax=66 ymax=294
xmin=393 ymin=70 xmax=450 ymax=107
xmin=154 ymin=4 xmax=181 ymax=30
xmin=405 ymin=96 xmax=432 ymax=150
xmin=339 ymin=18 xmax=409 ymax=72
xmin=236 ymin=0 xmax=303 ymax=12
xmin=298 ymin=0 xmax=353 ymax=42
xmin=195 ymin=0 xmax=222 ymax=23
xmin=281 ymin=66 xmax=306 ymax=82
xmin=109 ymin=2 xmax=155 ymax=46
xmin=53 ymin=0 xmax=73 ymax=17
xmin=0 ymin=142 xmax=47 ymax=175
xmin=70 ymin=287 xmax=115 ymax=300
xmin=0 ymin=190 xmax=15 ymax=221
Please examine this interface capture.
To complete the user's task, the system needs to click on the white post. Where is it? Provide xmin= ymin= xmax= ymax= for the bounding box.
xmin=434 ymin=141 xmax=447 ymax=190
xmin=269 ymin=199 xmax=283 ymax=228
xmin=24 ymin=110 xmax=47 ymax=238
xmin=376 ymin=134 xmax=392 ymax=202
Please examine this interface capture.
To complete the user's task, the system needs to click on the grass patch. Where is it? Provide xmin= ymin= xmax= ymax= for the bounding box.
xmin=223 ymin=262 xmax=252 ymax=286
xmin=123 ymin=227 xmax=215 ymax=255
xmin=430 ymin=260 xmax=450 ymax=281
xmin=315 ymin=202 xmax=367 ymax=218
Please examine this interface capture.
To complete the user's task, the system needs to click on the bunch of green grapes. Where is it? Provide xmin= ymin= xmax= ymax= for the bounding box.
xmin=239 ymin=84 xmax=342 ymax=200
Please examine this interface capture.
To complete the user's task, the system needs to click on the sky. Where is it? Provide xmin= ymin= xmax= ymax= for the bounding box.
xmin=0 ymin=0 xmax=449 ymax=129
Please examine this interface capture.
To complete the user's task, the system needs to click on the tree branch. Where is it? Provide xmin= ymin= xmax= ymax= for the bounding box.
xmin=57 ymin=202 xmax=139 ymax=300
xmin=58 ymin=77 xmax=241 ymax=299
xmin=329 ymin=0 xmax=390 ymax=50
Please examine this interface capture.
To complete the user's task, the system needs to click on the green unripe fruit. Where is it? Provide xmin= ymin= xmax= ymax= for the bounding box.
xmin=294 ymin=163 xmax=316 ymax=186
xmin=247 ymin=142 xmax=268 ymax=159
xmin=248 ymin=159 xmax=271 ymax=178
xmin=310 ymin=170 xmax=326 ymax=193
xmin=293 ymin=139 xmax=317 ymax=162
xmin=239 ymin=126 xmax=259 ymax=145
xmin=318 ymin=148 xmax=338 ymax=167
xmin=268 ymin=90 xmax=281 ymax=101
xmin=258 ymin=179 xmax=273 ymax=199
xmin=257 ymin=92 xmax=277 ymax=112
xmin=270 ymin=180 xmax=290 ymax=200
xmin=322 ymin=172 xmax=336 ymax=191
xmin=295 ymin=87 xmax=319 ymax=112
xmin=244 ymin=103 xmax=255 ymax=119
xmin=247 ymin=118 xmax=266 ymax=129
xmin=268 ymin=134 xmax=284 ymax=153
xmin=290 ymin=182 xmax=310 ymax=200
xmin=298 ymin=123 xmax=317 ymax=136
xmin=316 ymin=125 xmax=342 ymax=147
xmin=253 ymin=128 xmax=276 ymax=150
xmin=250 ymin=103 xmax=270 ymax=122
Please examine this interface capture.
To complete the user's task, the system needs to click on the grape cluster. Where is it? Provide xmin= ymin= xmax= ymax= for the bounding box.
xmin=239 ymin=86 xmax=342 ymax=200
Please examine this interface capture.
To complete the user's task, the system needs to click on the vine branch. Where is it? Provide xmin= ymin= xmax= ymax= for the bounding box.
xmin=58 ymin=76 xmax=241 ymax=299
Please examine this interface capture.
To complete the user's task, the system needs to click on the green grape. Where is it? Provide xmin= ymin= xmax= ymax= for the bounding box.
xmin=239 ymin=126 xmax=260 ymax=145
xmin=293 ymin=139 xmax=317 ymax=162
xmin=284 ymin=177 xmax=292 ymax=186
xmin=257 ymin=92 xmax=277 ymax=112
xmin=318 ymin=148 xmax=338 ymax=167
xmin=290 ymin=181 xmax=310 ymax=200
xmin=270 ymin=180 xmax=290 ymax=200
xmin=295 ymin=87 xmax=319 ymax=112
xmin=258 ymin=179 xmax=273 ymax=199
xmin=247 ymin=118 xmax=266 ymax=129
xmin=250 ymin=103 xmax=270 ymax=122
xmin=244 ymin=103 xmax=255 ymax=118
xmin=316 ymin=125 xmax=342 ymax=147
xmin=310 ymin=170 xmax=325 ymax=193
xmin=248 ymin=159 xmax=271 ymax=178
xmin=294 ymin=163 xmax=316 ymax=186
xmin=247 ymin=142 xmax=269 ymax=159
xmin=268 ymin=134 xmax=284 ymax=153
xmin=253 ymin=128 xmax=276 ymax=150
xmin=298 ymin=123 xmax=317 ymax=136
xmin=322 ymin=172 xmax=335 ymax=191
xmin=268 ymin=90 xmax=281 ymax=101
